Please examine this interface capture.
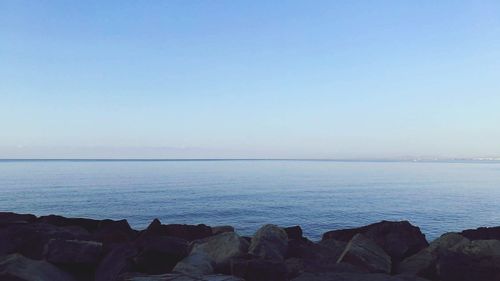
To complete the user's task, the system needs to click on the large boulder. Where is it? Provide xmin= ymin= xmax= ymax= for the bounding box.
xmin=44 ymin=238 xmax=103 ymax=265
xmin=249 ymin=224 xmax=288 ymax=261
xmin=230 ymin=258 xmax=288 ymax=281
xmin=141 ymin=219 xmax=213 ymax=242
xmin=323 ymin=221 xmax=428 ymax=263
xmin=437 ymin=239 xmax=500 ymax=281
xmin=337 ymin=233 xmax=391 ymax=273
xmin=93 ymin=219 xmax=137 ymax=243
xmin=133 ymin=234 xmax=189 ymax=274
xmin=287 ymin=238 xmax=345 ymax=260
xmin=173 ymin=252 xmax=215 ymax=276
xmin=460 ymin=226 xmax=500 ymax=240
xmin=38 ymin=215 xmax=101 ymax=233
xmin=397 ymin=232 xmax=469 ymax=279
xmin=211 ymin=226 xmax=235 ymax=236
xmin=0 ymin=253 xmax=76 ymax=281
xmin=283 ymin=226 xmax=303 ymax=240
xmin=0 ymin=212 xmax=37 ymax=227
xmin=95 ymin=243 xmax=138 ymax=281
xmin=285 ymin=238 xmax=348 ymax=277
xmin=190 ymin=232 xmax=249 ymax=271
xmin=0 ymin=222 xmax=90 ymax=259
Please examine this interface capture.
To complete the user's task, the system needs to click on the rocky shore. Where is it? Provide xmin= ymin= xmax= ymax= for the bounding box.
xmin=1 ymin=212 xmax=500 ymax=281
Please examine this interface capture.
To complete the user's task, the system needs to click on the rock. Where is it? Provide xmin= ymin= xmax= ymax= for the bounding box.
xmin=285 ymin=237 xmax=348 ymax=276
xmin=460 ymin=226 xmax=500 ymax=240
xmin=230 ymin=258 xmax=288 ymax=281
xmin=146 ymin=219 xmax=162 ymax=232
xmin=284 ymin=226 xmax=303 ymax=240
xmin=93 ymin=219 xmax=137 ymax=243
xmin=190 ymin=232 xmax=249 ymax=271
xmin=38 ymin=215 xmax=101 ymax=233
xmin=0 ymin=222 xmax=90 ymax=259
xmin=44 ymin=238 xmax=103 ymax=265
xmin=0 ymin=212 xmax=37 ymax=227
xmin=337 ymin=233 xmax=391 ymax=273
xmin=285 ymin=257 xmax=366 ymax=279
xmin=134 ymin=234 xmax=189 ymax=274
xmin=95 ymin=243 xmax=138 ymax=281
xmin=212 ymin=226 xmax=234 ymax=236
xmin=323 ymin=221 xmax=428 ymax=263
xmin=248 ymin=224 xmax=288 ymax=261
xmin=287 ymin=238 xmax=343 ymax=260
xmin=121 ymin=272 xmax=244 ymax=281
xmin=397 ymin=232 xmax=469 ymax=278
xmin=141 ymin=220 xmax=213 ymax=241
xmin=0 ymin=253 xmax=76 ymax=281
xmin=43 ymin=238 xmax=103 ymax=281
xmin=291 ymin=272 xmax=430 ymax=281
xmin=437 ymin=239 xmax=500 ymax=281
xmin=173 ymin=252 xmax=215 ymax=276
xmin=162 ymin=224 xmax=213 ymax=241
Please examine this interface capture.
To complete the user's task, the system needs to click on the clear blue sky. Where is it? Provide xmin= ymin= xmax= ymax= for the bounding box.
xmin=1 ymin=1 xmax=499 ymax=159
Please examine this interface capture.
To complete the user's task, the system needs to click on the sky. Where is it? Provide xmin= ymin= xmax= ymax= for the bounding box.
xmin=1 ymin=1 xmax=499 ymax=159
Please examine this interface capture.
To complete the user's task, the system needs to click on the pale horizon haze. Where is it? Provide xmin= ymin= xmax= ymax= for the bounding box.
xmin=1 ymin=1 xmax=500 ymax=159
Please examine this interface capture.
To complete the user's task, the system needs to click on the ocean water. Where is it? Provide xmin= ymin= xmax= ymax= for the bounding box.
xmin=1 ymin=160 xmax=500 ymax=241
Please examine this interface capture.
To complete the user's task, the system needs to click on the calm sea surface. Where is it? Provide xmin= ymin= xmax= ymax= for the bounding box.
xmin=1 ymin=160 xmax=499 ymax=241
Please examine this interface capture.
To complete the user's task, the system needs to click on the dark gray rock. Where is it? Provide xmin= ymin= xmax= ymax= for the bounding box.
xmin=134 ymin=234 xmax=189 ymax=274
xmin=140 ymin=219 xmax=213 ymax=242
xmin=460 ymin=226 xmax=500 ymax=240
xmin=437 ymin=239 xmax=500 ymax=281
xmin=337 ymin=233 xmax=391 ymax=273
xmin=397 ymin=232 xmax=469 ymax=279
xmin=230 ymin=258 xmax=287 ymax=281
xmin=38 ymin=215 xmax=102 ymax=233
xmin=189 ymin=232 xmax=249 ymax=272
xmin=173 ymin=252 xmax=215 ymax=276
xmin=249 ymin=224 xmax=288 ymax=261
xmin=0 ymin=253 xmax=77 ymax=281
xmin=0 ymin=222 xmax=90 ymax=259
xmin=284 ymin=226 xmax=303 ymax=240
xmin=0 ymin=212 xmax=37 ymax=227
xmin=44 ymin=238 xmax=103 ymax=265
xmin=95 ymin=243 xmax=138 ymax=281
xmin=323 ymin=221 xmax=428 ymax=263
xmin=211 ymin=226 xmax=234 ymax=236
xmin=93 ymin=219 xmax=137 ymax=244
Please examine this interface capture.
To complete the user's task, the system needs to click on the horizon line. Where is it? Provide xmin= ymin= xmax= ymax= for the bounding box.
xmin=1 ymin=158 xmax=499 ymax=163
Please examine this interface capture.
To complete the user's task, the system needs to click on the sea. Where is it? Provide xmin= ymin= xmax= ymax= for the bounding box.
xmin=1 ymin=159 xmax=500 ymax=241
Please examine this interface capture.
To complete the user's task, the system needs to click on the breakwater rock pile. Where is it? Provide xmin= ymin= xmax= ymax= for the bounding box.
xmin=1 ymin=212 xmax=500 ymax=281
